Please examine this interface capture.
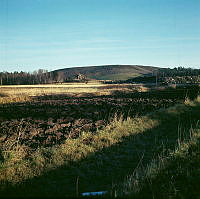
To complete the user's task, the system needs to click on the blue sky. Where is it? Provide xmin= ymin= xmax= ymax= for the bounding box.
xmin=0 ymin=0 xmax=200 ymax=72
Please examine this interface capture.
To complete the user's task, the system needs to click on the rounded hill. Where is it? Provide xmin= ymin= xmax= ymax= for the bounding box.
xmin=53 ymin=65 xmax=159 ymax=81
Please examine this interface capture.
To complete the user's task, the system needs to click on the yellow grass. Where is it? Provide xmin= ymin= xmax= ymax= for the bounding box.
xmin=0 ymin=82 xmax=105 ymax=88
xmin=0 ymin=83 xmax=148 ymax=100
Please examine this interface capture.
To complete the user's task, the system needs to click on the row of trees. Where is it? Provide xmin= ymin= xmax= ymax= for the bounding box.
xmin=0 ymin=69 xmax=67 ymax=85
xmin=0 ymin=69 xmax=51 ymax=85
xmin=158 ymin=67 xmax=200 ymax=77
xmin=0 ymin=69 xmax=88 ymax=85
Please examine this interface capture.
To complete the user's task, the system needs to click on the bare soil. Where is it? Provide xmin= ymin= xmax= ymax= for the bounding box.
xmin=0 ymin=86 xmax=198 ymax=151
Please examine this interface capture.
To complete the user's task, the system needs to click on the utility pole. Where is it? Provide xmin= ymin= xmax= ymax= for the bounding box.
xmin=156 ymin=71 xmax=158 ymax=86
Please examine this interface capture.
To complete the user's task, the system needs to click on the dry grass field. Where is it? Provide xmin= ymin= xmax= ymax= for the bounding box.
xmin=0 ymin=82 xmax=148 ymax=102
xmin=0 ymin=83 xmax=199 ymax=198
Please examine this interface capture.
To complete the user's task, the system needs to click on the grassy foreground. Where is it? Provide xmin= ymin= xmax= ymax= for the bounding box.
xmin=0 ymin=97 xmax=200 ymax=198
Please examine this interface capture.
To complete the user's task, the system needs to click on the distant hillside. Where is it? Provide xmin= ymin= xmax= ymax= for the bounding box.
xmin=1 ymin=66 xmax=200 ymax=85
xmin=53 ymin=65 xmax=159 ymax=81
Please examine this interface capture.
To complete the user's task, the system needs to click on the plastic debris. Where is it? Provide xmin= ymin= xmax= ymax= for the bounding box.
xmin=81 ymin=191 xmax=108 ymax=196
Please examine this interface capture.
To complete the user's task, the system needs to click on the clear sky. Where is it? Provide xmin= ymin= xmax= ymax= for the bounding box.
xmin=0 ymin=0 xmax=200 ymax=72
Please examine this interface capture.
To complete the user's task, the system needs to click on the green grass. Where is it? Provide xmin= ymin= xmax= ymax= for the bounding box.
xmin=93 ymin=72 xmax=140 ymax=81
xmin=0 ymin=97 xmax=200 ymax=198
xmin=118 ymin=125 xmax=200 ymax=199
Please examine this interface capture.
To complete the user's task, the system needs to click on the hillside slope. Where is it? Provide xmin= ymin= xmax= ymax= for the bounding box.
xmin=53 ymin=65 xmax=159 ymax=81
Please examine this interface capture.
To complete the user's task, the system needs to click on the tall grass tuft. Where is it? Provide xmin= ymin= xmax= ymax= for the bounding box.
xmin=117 ymin=120 xmax=200 ymax=199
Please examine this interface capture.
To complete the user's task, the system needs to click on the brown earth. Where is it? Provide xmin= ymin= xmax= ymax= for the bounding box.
xmin=0 ymin=86 xmax=198 ymax=151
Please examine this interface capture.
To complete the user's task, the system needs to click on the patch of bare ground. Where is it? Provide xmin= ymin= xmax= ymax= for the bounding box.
xmin=0 ymin=86 xmax=194 ymax=150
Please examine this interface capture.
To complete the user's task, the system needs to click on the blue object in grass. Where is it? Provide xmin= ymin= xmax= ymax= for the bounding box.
xmin=81 ymin=191 xmax=108 ymax=196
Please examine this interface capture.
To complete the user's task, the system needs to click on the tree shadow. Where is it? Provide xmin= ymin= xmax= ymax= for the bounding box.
xmin=110 ymin=84 xmax=199 ymax=100
xmin=1 ymin=103 xmax=200 ymax=198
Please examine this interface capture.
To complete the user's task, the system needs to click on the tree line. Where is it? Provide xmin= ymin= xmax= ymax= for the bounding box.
xmin=0 ymin=69 xmax=50 ymax=85
xmin=0 ymin=69 xmax=75 ymax=85
xmin=158 ymin=67 xmax=200 ymax=77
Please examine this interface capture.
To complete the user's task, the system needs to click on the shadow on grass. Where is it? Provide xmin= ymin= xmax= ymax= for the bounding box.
xmin=129 ymin=134 xmax=200 ymax=199
xmin=0 ymin=93 xmax=8 ymax=97
xmin=1 ymin=102 xmax=200 ymax=198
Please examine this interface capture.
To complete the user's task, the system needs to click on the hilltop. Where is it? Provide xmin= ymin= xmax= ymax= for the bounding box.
xmin=53 ymin=65 xmax=159 ymax=81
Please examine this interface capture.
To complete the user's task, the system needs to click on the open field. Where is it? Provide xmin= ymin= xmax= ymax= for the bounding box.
xmin=0 ymin=83 xmax=199 ymax=198
xmin=0 ymin=83 xmax=148 ymax=100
